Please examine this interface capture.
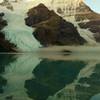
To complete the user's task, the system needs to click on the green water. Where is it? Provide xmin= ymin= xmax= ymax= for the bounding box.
xmin=0 ymin=53 xmax=100 ymax=100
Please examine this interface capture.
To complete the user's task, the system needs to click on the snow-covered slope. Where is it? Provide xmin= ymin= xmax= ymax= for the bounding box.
xmin=0 ymin=0 xmax=41 ymax=51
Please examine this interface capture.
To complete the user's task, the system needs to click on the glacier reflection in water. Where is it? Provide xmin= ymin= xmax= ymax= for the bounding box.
xmin=0 ymin=52 xmax=100 ymax=100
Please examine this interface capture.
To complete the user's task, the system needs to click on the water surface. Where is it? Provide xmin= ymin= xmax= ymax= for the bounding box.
xmin=0 ymin=52 xmax=100 ymax=100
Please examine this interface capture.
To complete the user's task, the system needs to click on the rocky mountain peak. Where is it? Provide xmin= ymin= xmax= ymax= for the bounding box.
xmin=25 ymin=3 xmax=86 ymax=46
xmin=51 ymin=0 xmax=84 ymax=16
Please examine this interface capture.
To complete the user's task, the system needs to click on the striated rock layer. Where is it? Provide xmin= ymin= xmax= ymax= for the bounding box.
xmin=75 ymin=2 xmax=100 ymax=43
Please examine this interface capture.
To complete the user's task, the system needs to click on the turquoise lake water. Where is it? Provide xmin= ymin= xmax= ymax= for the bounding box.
xmin=0 ymin=52 xmax=100 ymax=100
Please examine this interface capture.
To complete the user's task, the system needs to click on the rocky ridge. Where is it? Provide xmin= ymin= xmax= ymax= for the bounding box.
xmin=25 ymin=4 xmax=86 ymax=46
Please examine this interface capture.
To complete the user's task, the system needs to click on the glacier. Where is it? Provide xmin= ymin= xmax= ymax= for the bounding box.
xmin=0 ymin=1 xmax=41 ymax=51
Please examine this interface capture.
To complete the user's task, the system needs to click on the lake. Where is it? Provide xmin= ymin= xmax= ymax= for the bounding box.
xmin=0 ymin=51 xmax=100 ymax=100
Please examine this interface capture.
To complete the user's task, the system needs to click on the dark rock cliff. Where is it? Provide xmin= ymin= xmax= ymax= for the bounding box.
xmin=0 ymin=12 xmax=16 ymax=52
xmin=25 ymin=4 xmax=86 ymax=46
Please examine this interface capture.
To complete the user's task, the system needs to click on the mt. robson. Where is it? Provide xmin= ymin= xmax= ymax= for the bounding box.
xmin=0 ymin=0 xmax=100 ymax=52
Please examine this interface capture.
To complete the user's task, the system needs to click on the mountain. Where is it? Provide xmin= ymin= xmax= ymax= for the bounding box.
xmin=75 ymin=2 xmax=100 ymax=42
xmin=25 ymin=4 xmax=86 ymax=46
xmin=25 ymin=0 xmax=100 ymax=46
xmin=0 ymin=0 xmax=100 ymax=51
xmin=53 ymin=0 xmax=100 ymax=45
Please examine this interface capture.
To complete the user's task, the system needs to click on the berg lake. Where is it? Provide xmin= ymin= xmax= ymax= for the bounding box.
xmin=0 ymin=48 xmax=100 ymax=100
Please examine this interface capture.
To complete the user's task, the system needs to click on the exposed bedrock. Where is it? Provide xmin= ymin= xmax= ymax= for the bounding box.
xmin=0 ymin=12 xmax=16 ymax=52
xmin=25 ymin=4 xmax=86 ymax=46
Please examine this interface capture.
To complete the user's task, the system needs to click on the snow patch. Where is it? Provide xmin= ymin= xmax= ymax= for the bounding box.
xmin=63 ymin=16 xmax=98 ymax=45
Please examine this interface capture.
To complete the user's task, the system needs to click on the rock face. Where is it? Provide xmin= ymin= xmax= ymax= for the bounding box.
xmin=76 ymin=2 xmax=100 ymax=42
xmin=25 ymin=4 xmax=86 ymax=46
xmin=50 ymin=0 xmax=100 ymax=44
xmin=0 ymin=13 xmax=16 ymax=52
xmin=25 ymin=1 xmax=100 ymax=46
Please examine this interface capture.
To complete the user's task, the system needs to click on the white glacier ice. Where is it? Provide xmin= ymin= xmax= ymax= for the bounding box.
xmin=0 ymin=1 xmax=41 ymax=51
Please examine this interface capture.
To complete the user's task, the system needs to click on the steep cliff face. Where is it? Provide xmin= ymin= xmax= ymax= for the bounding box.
xmin=0 ymin=13 xmax=16 ymax=52
xmin=51 ymin=0 xmax=100 ymax=45
xmin=25 ymin=4 xmax=86 ymax=46
xmin=25 ymin=0 xmax=100 ymax=46
xmin=0 ymin=0 xmax=100 ymax=51
xmin=75 ymin=2 xmax=100 ymax=43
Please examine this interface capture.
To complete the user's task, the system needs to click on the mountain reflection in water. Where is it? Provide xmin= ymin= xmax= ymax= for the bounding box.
xmin=0 ymin=53 xmax=100 ymax=100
